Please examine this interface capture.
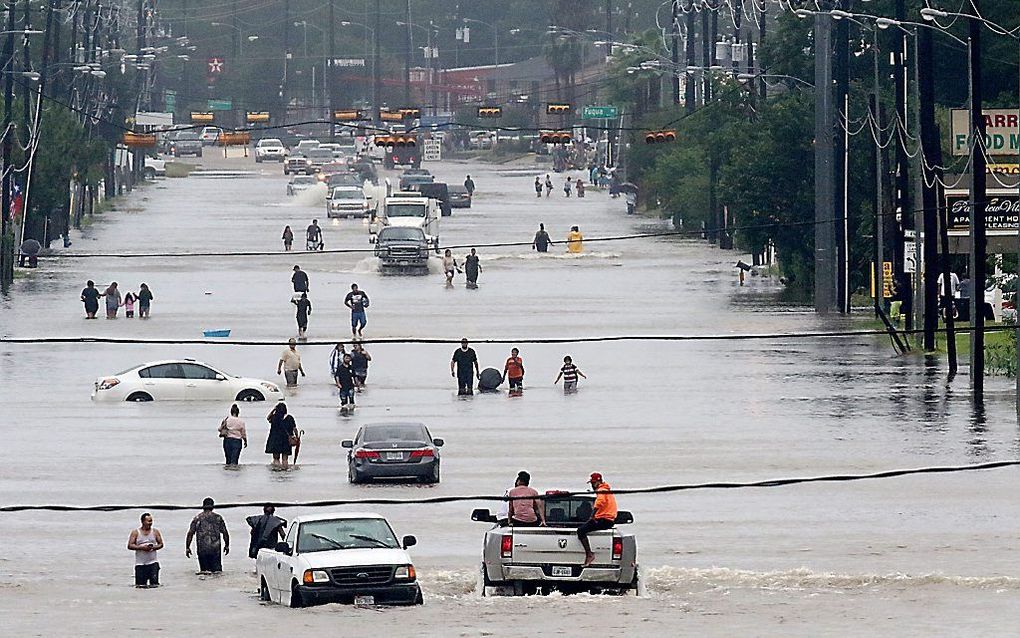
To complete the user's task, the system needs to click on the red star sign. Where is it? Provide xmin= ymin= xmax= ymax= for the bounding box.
xmin=208 ymin=58 xmax=224 ymax=73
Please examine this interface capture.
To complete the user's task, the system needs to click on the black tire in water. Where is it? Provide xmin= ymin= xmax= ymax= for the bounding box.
xmin=289 ymin=583 xmax=304 ymax=608
xmin=236 ymin=389 xmax=265 ymax=402
xmin=126 ymin=392 xmax=153 ymax=402
xmin=260 ymin=579 xmax=271 ymax=601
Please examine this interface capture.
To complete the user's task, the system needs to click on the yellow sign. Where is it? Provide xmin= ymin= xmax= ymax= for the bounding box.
xmin=218 ymin=132 xmax=252 ymax=146
xmin=987 ymin=163 xmax=1019 ymax=175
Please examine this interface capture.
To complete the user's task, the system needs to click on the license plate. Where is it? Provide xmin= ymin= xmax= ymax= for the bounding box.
xmin=386 ymin=452 xmax=403 ymax=460
xmin=551 ymin=566 xmax=572 ymax=577
xmin=354 ymin=595 xmax=375 ymax=606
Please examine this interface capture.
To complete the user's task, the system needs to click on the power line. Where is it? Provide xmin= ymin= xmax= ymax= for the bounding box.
xmin=2 ymin=459 xmax=1016 ymax=513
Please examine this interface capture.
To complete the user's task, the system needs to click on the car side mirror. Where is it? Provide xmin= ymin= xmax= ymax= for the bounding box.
xmin=402 ymin=535 xmax=417 ymax=549
xmin=215 ymin=374 xmax=226 ymax=381
xmin=341 ymin=440 xmax=354 ymax=448
xmin=432 ymin=438 xmax=444 ymax=447
xmin=275 ymin=541 xmax=292 ymax=555
xmin=615 ymin=511 xmax=634 ymax=525
xmin=471 ymin=508 xmax=497 ymax=523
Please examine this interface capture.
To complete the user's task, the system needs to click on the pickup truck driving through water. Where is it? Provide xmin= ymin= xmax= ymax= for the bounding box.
xmin=373 ymin=227 xmax=431 ymax=273
xmin=472 ymin=492 xmax=639 ymax=596
xmin=256 ymin=512 xmax=422 ymax=607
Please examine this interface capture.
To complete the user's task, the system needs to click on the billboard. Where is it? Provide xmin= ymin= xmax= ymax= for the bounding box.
xmin=951 ymin=109 xmax=1020 ymax=156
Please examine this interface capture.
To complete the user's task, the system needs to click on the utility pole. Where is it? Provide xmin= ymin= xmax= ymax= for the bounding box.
xmin=833 ymin=2 xmax=849 ymax=313
xmin=917 ymin=22 xmax=939 ymax=351
xmin=231 ymin=0 xmax=238 ymax=58
xmin=329 ymin=0 xmax=335 ymax=139
xmin=871 ymin=28 xmax=884 ymax=320
xmin=813 ymin=9 xmax=836 ymax=313
xmin=967 ymin=6 xmax=986 ymax=398
xmin=700 ymin=9 xmax=709 ymax=104
xmin=684 ymin=3 xmax=694 ymax=112
xmin=2 ymin=1 xmax=17 ymax=290
xmin=373 ymin=0 xmax=380 ymax=121
xmin=892 ymin=0 xmax=912 ymax=329
xmin=670 ymin=1 xmax=679 ymax=104
xmin=403 ymin=0 xmax=410 ymax=105
xmin=605 ymin=0 xmax=612 ymax=57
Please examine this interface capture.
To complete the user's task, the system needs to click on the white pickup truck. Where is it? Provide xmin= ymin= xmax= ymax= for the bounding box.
xmin=256 ymin=512 xmax=423 ymax=607
xmin=371 ymin=193 xmax=440 ymax=251
xmin=472 ymin=491 xmax=639 ymax=596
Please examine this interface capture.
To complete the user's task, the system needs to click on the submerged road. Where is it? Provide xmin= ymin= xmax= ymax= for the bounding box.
xmin=1 ymin=153 xmax=1018 ymax=636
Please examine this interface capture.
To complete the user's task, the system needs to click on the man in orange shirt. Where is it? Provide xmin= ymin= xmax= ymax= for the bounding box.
xmin=502 ymin=347 xmax=525 ymax=394
xmin=577 ymin=472 xmax=618 ymax=566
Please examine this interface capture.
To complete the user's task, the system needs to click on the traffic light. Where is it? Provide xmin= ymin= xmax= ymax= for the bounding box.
xmin=374 ymin=135 xmax=417 ymax=147
xmin=399 ymin=108 xmax=421 ymax=120
xmin=539 ymin=130 xmax=572 ymax=144
xmin=477 ymin=106 xmax=502 ymax=118
xmin=333 ymin=109 xmax=365 ymax=121
xmin=644 ymin=130 xmax=677 ymax=144
xmin=546 ymin=103 xmax=571 ymax=115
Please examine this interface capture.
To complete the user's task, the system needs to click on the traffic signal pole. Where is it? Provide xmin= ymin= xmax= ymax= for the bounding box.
xmin=968 ymin=5 xmax=986 ymax=398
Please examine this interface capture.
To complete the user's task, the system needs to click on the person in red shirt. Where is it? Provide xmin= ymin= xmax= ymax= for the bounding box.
xmin=577 ymin=472 xmax=618 ymax=566
xmin=502 ymin=348 xmax=525 ymax=394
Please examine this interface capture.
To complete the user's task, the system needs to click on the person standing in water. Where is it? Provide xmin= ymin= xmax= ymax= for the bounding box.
xmin=502 ymin=348 xmax=525 ymax=394
xmin=554 ymin=355 xmax=587 ymax=392
xmin=282 ymin=225 xmax=294 ymax=251
xmin=576 ymin=177 xmax=585 ymax=198
xmin=534 ymin=177 xmax=543 ymax=198
xmin=566 ymin=226 xmax=584 ymax=254
xmin=128 ymin=513 xmax=164 ymax=588
xmin=137 ymin=283 xmax=154 ymax=318
xmin=218 ymin=403 xmax=247 ymax=466
xmin=544 ymin=174 xmax=553 ymax=197
xmin=334 ymin=353 xmax=357 ymax=412
xmin=123 ymin=291 xmax=137 ymax=318
xmin=103 ymin=282 xmax=122 ymax=319
xmin=186 ymin=498 xmax=230 ymax=574
xmin=442 ymin=249 xmax=461 ymax=285
xmin=563 ymin=177 xmax=572 ymax=197
xmin=344 ymin=283 xmax=370 ymax=338
xmin=81 ymin=280 xmax=101 ymax=319
xmin=350 ymin=342 xmax=372 ymax=391
xmin=532 ymin=224 xmax=553 ymax=253
xmin=464 ymin=248 xmax=481 ymax=287
xmin=451 ymin=338 xmax=480 ymax=395
xmin=292 ymin=292 xmax=311 ymax=338
xmin=464 ymin=174 xmax=476 ymax=196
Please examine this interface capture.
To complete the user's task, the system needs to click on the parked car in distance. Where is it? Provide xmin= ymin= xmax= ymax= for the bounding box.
xmin=343 ymin=422 xmax=443 ymax=483
xmin=284 ymin=155 xmax=314 ymax=175
xmin=448 ymin=184 xmax=472 ymax=208
xmin=170 ymin=130 xmax=203 ymax=157
xmin=91 ymin=359 xmax=284 ymax=402
xmin=143 ymin=156 xmax=166 ymax=179
xmin=200 ymin=126 xmax=223 ymax=145
xmin=257 ymin=512 xmax=422 ymax=607
xmin=255 ymin=138 xmax=286 ymax=162
xmin=472 ymin=491 xmax=638 ymax=596
xmin=327 ymin=186 xmax=371 ymax=218
xmin=288 ymin=175 xmax=319 ymax=196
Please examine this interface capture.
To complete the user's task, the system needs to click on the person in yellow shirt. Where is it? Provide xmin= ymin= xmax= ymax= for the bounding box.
xmin=577 ymin=472 xmax=618 ymax=566
xmin=566 ymin=226 xmax=583 ymax=253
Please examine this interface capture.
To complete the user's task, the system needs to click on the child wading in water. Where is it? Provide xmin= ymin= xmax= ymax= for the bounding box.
xmin=123 ymin=292 xmax=137 ymax=318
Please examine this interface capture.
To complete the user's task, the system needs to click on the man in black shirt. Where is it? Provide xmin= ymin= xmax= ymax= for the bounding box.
xmin=306 ymin=219 xmax=323 ymax=251
xmin=532 ymin=224 xmax=552 ymax=253
xmin=334 ymin=353 xmax=357 ymax=412
xmin=291 ymin=265 xmax=309 ymax=293
xmin=344 ymin=283 xmax=370 ymax=337
xmin=450 ymin=338 xmax=480 ymax=395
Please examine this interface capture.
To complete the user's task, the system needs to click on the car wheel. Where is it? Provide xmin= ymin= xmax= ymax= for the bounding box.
xmin=413 ymin=587 xmax=423 ymax=605
xmin=420 ymin=462 xmax=440 ymax=484
xmin=236 ymin=389 xmax=265 ymax=402
xmin=126 ymin=392 xmax=153 ymax=402
xmin=260 ymin=578 xmax=271 ymax=602
xmin=197 ymin=150 xmax=203 ymax=157
xmin=256 ymin=157 xmax=262 ymax=163
xmin=143 ymin=168 xmax=156 ymax=180
xmin=289 ymin=583 xmax=304 ymax=608
xmin=348 ymin=466 xmax=363 ymax=484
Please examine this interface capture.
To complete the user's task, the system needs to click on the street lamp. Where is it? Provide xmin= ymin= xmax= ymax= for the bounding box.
xmin=463 ymin=18 xmax=499 ymax=67
xmin=210 ymin=22 xmax=257 ymax=55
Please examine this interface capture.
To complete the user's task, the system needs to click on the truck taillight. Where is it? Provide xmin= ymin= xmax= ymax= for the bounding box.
xmin=612 ymin=537 xmax=623 ymax=561
xmin=500 ymin=534 xmax=513 ymax=558
xmin=354 ymin=450 xmax=380 ymax=459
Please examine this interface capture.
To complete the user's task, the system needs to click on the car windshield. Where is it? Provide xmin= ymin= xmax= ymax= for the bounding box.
xmin=260 ymin=139 xmax=283 ymax=148
xmin=293 ymin=177 xmax=316 ymax=185
xmin=379 ymin=228 xmax=424 ymax=241
xmin=449 ymin=186 xmax=467 ymax=194
xmin=177 ymin=132 xmax=200 ymax=140
xmin=387 ymin=204 xmax=425 ymax=218
xmin=332 ymin=189 xmax=363 ymax=199
xmin=308 ymin=150 xmax=333 ymax=160
xmin=362 ymin=424 xmax=427 ymax=442
xmin=297 ymin=518 xmax=399 ymax=553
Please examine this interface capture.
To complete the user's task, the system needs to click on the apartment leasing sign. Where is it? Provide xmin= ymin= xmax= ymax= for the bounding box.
xmin=951 ymin=109 xmax=1020 ymax=156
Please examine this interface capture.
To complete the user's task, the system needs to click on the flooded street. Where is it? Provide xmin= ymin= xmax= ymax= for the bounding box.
xmin=2 ymin=155 xmax=1019 ymax=636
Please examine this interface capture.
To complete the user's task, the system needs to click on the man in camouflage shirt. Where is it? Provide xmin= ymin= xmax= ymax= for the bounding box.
xmin=186 ymin=497 xmax=230 ymax=574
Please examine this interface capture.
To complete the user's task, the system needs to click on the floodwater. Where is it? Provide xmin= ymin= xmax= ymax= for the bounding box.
xmin=1 ymin=153 xmax=1018 ymax=637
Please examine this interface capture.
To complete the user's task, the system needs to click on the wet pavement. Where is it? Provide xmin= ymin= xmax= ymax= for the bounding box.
xmin=1 ymin=152 xmax=1019 ymax=636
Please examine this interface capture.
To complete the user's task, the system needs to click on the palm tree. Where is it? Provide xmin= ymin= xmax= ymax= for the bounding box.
xmin=545 ymin=0 xmax=593 ymax=112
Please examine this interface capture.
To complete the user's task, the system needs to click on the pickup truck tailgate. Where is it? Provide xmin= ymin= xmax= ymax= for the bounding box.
xmin=510 ymin=527 xmax=615 ymax=565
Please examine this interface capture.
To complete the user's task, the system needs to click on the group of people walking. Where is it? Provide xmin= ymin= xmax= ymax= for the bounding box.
xmin=288 ymin=265 xmax=371 ymax=340
xmin=535 ymin=175 xmax=587 ymax=198
xmin=128 ymin=501 xmax=287 ymax=585
xmin=80 ymin=280 xmax=153 ymax=319
xmin=442 ymin=248 xmax=482 ymax=287
xmin=214 ymin=401 xmax=300 ymax=469
xmin=451 ymin=338 xmax=587 ymax=396
xmin=532 ymin=223 xmax=585 ymax=254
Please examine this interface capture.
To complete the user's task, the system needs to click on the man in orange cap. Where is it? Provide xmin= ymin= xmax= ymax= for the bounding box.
xmin=577 ymin=473 xmax=617 ymax=566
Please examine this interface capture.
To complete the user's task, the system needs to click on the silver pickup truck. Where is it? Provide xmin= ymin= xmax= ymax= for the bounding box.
xmin=472 ymin=491 xmax=639 ymax=596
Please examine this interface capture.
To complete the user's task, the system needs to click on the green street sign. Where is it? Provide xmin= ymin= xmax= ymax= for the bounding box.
xmin=582 ymin=105 xmax=619 ymax=119
xmin=207 ymin=99 xmax=233 ymax=111
xmin=164 ymin=89 xmax=176 ymax=112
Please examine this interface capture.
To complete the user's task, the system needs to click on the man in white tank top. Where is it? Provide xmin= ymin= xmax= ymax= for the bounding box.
xmin=127 ymin=513 xmax=164 ymax=587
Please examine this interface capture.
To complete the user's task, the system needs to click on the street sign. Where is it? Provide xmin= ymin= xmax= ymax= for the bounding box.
xmin=904 ymin=241 xmax=917 ymax=274
xmin=208 ymin=57 xmax=224 ymax=74
xmin=207 ymin=99 xmax=232 ymax=111
xmin=423 ymin=139 xmax=442 ymax=162
xmin=164 ymin=90 xmax=176 ymax=113
xmin=331 ymin=58 xmax=365 ymax=67
xmin=582 ymin=105 xmax=619 ymax=119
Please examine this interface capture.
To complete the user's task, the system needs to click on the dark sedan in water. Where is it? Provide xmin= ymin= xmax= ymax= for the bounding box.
xmin=343 ymin=422 xmax=443 ymax=484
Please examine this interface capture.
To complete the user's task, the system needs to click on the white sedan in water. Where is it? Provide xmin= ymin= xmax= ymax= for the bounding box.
xmin=91 ymin=359 xmax=284 ymax=403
